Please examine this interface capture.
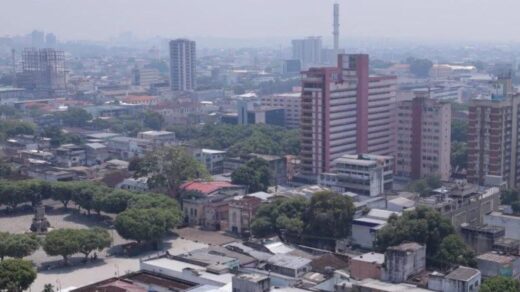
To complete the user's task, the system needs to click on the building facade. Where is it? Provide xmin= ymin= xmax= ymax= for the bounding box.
xmin=395 ymin=91 xmax=452 ymax=180
xmin=299 ymin=54 xmax=397 ymax=182
xmin=259 ymin=92 xmax=301 ymax=129
xmin=19 ymin=48 xmax=66 ymax=97
xmin=169 ymin=39 xmax=196 ymax=91
xmin=319 ymin=154 xmax=394 ymax=197
xmin=467 ymin=82 xmax=520 ymax=188
xmin=291 ymin=37 xmax=322 ymax=69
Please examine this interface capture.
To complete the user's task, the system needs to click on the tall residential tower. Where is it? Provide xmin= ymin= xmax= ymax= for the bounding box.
xmin=19 ymin=48 xmax=66 ymax=97
xmin=169 ymin=39 xmax=196 ymax=91
xmin=395 ymin=91 xmax=452 ymax=180
xmin=467 ymin=76 xmax=520 ymax=188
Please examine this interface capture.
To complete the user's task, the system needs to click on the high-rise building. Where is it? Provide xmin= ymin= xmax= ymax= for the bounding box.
xmin=299 ymin=54 xmax=397 ymax=181
xmin=132 ymin=66 xmax=164 ymax=89
xmin=339 ymin=54 xmax=397 ymax=157
xmin=169 ymin=39 xmax=196 ymax=91
xmin=31 ymin=30 xmax=45 ymax=48
xmin=282 ymin=59 xmax=301 ymax=76
xmin=292 ymin=37 xmax=322 ymax=69
xmin=259 ymin=92 xmax=301 ymax=129
xmin=19 ymin=48 xmax=66 ymax=97
xmin=395 ymin=91 xmax=452 ymax=180
xmin=467 ymin=77 xmax=520 ymax=188
xmin=300 ymin=67 xmax=347 ymax=179
xmin=45 ymin=33 xmax=57 ymax=47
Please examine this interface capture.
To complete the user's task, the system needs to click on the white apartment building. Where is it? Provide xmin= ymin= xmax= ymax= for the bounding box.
xmin=319 ymin=154 xmax=394 ymax=197
xmin=258 ymin=92 xmax=301 ymax=128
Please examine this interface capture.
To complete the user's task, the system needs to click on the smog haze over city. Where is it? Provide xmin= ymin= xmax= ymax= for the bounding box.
xmin=3 ymin=0 xmax=520 ymax=44
xmin=2 ymin=1 xmax=520 ymax=292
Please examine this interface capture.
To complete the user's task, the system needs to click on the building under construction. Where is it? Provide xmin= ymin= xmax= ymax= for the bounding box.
xmin=19 ymin=48 xmax=66 ymax=98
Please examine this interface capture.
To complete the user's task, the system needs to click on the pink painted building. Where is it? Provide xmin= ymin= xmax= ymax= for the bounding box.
xmin=395 ymin=91 xmax=452 ymax=180
xmin=299 ymin=54 xmax=397 ymax=181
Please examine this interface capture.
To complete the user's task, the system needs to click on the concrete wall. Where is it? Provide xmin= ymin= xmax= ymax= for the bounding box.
xmin=350 ymin=259 xmax=382 ymax=280
xmin=484 ymin=212 xmax=520 ymax=240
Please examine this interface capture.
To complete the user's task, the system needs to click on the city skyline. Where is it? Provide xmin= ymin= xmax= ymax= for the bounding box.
xmin=3 ymin=0 xmax=520 ymax=43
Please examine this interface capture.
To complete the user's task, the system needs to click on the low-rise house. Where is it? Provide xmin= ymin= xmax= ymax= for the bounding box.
xmin=484 ymin=211 xmax=520 ymax=240
xmin=225 ymin=153 xmax=288 ymax=184
xmin=349 ymin=252 xmax=384 ymax=280
xmin=344 ymin=278 xmax=432 ymax=292
xmin=84 ymin=142 xmax=109 ymax=165
xmin=117 ymin=177 xmax=149 ymax=192
xmin=228 ymin=196 xmax=263 ymax=235
xmin=172 ymin=250 xmax=240 ymax=273
xmin=493 ymin=238 xmax=520 ymax=256
xmin=193 ymin=148 xmax=226 ymax=175
xmin=107 ymin=136 xmax=153 ymax=160
xmin=428 ymin=266 xmax=481 ymax=292
xmin=351 ymin=217 xmax=387 ymax=249
xmin=418 ymin=184 xmax=500 ymax=228
xmin=382 ymin=242 xmax=426 ymax=283
xmin=387 ymin=196 xmax=416 ymax=212
xmin=4 ymin=135 xmax=49 ymax=156
xmin=19 ymin=149 xmax=53 ymax=164
xmin=137 ymin=130 xmax=176 ymax=147
xmin=139 ymin=256 xmax=233 ymax=289
xmin=232 ymin=274 xmax=270 ymax=292
xmin=85 ymin=132 xmax=121 ymax=142
xmin=351 ymin=209 xmax=401 ymax=249
xmin=266 ymin=254 xmax=312 ymax=278
xmin=180 ymin=181 xmax=247 ymax=229
xmin=54 ymin=144 xmax=86 ymax=167
xmin=476 ymin=252 xmax=520 ymax=279
xmin=460 ymin=224 xmax=505 ymax=254
xmin=23 ymin=164 xmax=75 ymax=181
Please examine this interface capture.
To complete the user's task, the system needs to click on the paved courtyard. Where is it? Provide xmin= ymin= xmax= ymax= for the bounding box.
xmin=0 ymin=203 xmax=208 ymax=291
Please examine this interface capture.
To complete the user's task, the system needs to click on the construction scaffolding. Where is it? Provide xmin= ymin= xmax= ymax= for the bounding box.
xmin=19 ymin=48 xmax=66 ymax=97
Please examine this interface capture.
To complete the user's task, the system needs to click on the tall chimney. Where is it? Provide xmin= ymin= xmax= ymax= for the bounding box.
xmin=333 ymin=3 xmax=340 ymax=51
xmin=11 ymin=49 xmax=16 ymax=87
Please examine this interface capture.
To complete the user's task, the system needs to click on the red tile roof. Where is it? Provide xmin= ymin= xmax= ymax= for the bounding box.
xmin=180 ymin=181 xmax=237 ymax=195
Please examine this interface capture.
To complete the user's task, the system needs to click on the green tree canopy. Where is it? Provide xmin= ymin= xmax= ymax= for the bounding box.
xmin=98 ymin=189 xmax=135 ymax=214
xmin=43 ymin=228 xmax=113 ymax=264
xmin=451 ymin=142 xmax=468 ymax=170
xmin=57 ymin=107 xmax=92 ymax=127
xmin=451 ymin=120 xmax=468 ymax=143
xmin=251 ymin=191 xmax=355 ymax=240
xmin=5 ymin=234 xmax=40 ymax=260
xmin=135 ymin=147 xmax=209 ymax=195
xmin=43 ymin=229 xmax=82 ymax=265
xmin=77 ymin=228 xmax=112 ymax=260
xmin=434 ymin=234 xmax=476 ymax=269
xmin=304 ymin=191 xmax=355 ymax=238
xmin=406 ymin=175 xmax=442 ymax=196
xmin=0 ymin=120 xmax=36 ymax=141
xmin=375 ymin=207 xmax=473 ymax=270
xmin=143 ymin=111 xmax=164 ymax=131
xmin=114 ymin=207 xmax=181 ymax=244
xmin=166 ymin=124 xmax=300 ymax=157
xmin=51 ymin=181 xmax=76 ymax=209
xmin=231 ymin=157 xmax=273 ymax=192
xmin=0 ymin=259 xmax=37 ymax=291
xmin=480 ymin=276 xmax=520 ymax=292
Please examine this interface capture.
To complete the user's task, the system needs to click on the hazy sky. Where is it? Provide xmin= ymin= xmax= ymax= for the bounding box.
xmin=2 ymin=0 xmax=520 ymax=43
